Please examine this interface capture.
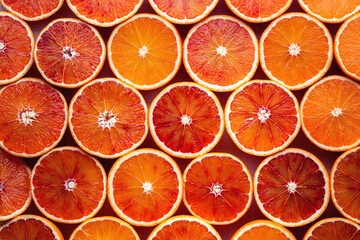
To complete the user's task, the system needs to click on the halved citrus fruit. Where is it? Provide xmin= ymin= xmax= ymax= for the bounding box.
xmin=147 ymin=215 xmax=222 ymax=240
xmin=69 ymin=216 xmax=140 ymax=240
xmin=183 ymin=152 xmax=252 ymax=225
xmin=225 ymin=80 xmax=300 ymax=156
xmin=0 ymin=149 xmax=31 ymax=221
xmin=69 ymin=78 xmax=148 ymax=159
xmin=149 ymin=82 xmax=224 ymax=159
xmin=0 ymin=11 xmax=34 ymax=85
xmin=225 ymin=0 xmax=293 ymax=23
xmin=0 ymin=214 xmax=64 ymax=240
xmin=66 ymin=0 xmax=143 ymax=27
xmin=183 ymin=15 xmax=258 ymax=92
xmin=108 ymin=148 xmax=183 ymax=227
xmin=0 ymin=78 xmax=68 ymax=158
xmin=31 ymin=146 xmax=106 ymax=224
xmin=34 ymin=18 xmax=106 ymax=88
xmin=298 ymin=0 xmax=360 ymax=23
xmin=303 ymin=218 xmax=360 ymax=240
xmin=301 ymin=75 xmax=360 ymax=152
xmin=108 ymin=14 xmax=182 ymax=90
xmin=254 ymin=148 xmax=330 ymax=227
xmin=259 ymin=12 xmax=333 ymax=90
xmin=331 ymin=146 xmax=360 ymax=224
xmin=231 ymin=220 xmax=296 ymax=240
xmin=148 ymin=0 xmax=219 ymax=24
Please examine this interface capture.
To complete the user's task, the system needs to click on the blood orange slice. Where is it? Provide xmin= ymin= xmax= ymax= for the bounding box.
xmin=149 ymin=82 xmax=224 ymax=159
xmin=0 ymin=78 xmax=68 ymax=158
xmin=108 ymin=148 xmax=183 ymax=227
xmin=183 ymin=153 xmax=252 ymax=225
xmin=34 ymin=18 xmax=106 ymax=88
xmin=225 ymin=80 xmax=300 ymax=156
xmin=254 ymin=148 xmax=330 ymax=227
xmin=69 ymin=78 xmax=148 ymax=159
xmin=301 ymin=75 xmax=360 ymax=152
xmin=183 ymin=15 xmax=258 ymax=92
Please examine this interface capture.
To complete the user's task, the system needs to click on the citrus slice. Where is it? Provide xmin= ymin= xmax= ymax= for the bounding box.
xmin=0 ymin=0 xmax=64 ymax=21
xmin=231 ymin=220 xmax=296 ymax=240
xmin=108 ymin=14 xmax=182 ymax=90
xmin=335 ymin=13 xmax=360 ymax=82
xmin=303 ymin=218 xmax=360 ymax=240
xmin=260 ymin=13 xmax=333 ymax=90
xmin=301 ymin=75 xmax=360 ymax=152
xmin=331 ymin=146 xmax=360 ymax=224
xmin=147 ymin=215 xmax=222 ymax=240
xmin=31 ymin=146 xmax=106 ymax=224
xmin=108 ymin=148 xmax=183 ymax=227
xmin=254 ymin=148 xmax=330 ymax=227
xmin=34 ymin=18 xmax=106 ymax=88
xmin=183 ymin=153 xmax=252 ymax=225
xmin=225 ymin=0 xmax=293 ymax=23
xmin=148 ymin=0 xmax=219 ymax=24
xmin=149 ymin=82 xmax=224 ymax=159
xmin=69 ymin=216 xmax=140 ymax=240
xmin=0 ymin=214 xmax=64 ymax=240
xmin=69 ymin=78 xmax=148 ymax=159
xmin=0 ymin=78 xmax=68 ymax=158
xmin=225 ymin=80 xmax=300 ymax=156
xmin=183 ymin=15 xmax=258 ymax=92
xmin=0 ymin=11 xmax=34 ymax=85
xmin=66 ymin=0 xmax=143 ymax=27
xmin=0 ymin=149 xmax=31 ymax=221
xmin=298 ymin=0 xmax=360 ymax=23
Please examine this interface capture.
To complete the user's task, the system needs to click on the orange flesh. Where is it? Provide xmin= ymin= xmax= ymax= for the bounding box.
xmin=152 ymin=85 xmax=221 ymax=154
xmin=2 ymin=0 xmax=61 ymax=19
xmin=306 ymin=220 xmax=360 ymax=240
xmin=32 ymin=148 xmax=105 ymax=221
xmin=302 ymin=78 xmax=360 ymax=149
xmin=36 ymin=20 xmax=103 ymax=86
xmin=0 ymin=80 xmax=66 ymax=156
xmin=228 ymin=81 xmax=298 ymax=152
xmin=186 ymin=18 xmax=256 ymax=86
xmin=257 ymin=152 xmax=326 ymax=224
xmin=112 ymin=152 xmax=180 ymax=223
xmin=234 ymin=225 xmax=291 ymax=239
xmin=185 ymin=155 xmax=251 ymax=223
xmin=0 ymin=14 xmax=32 ymax=82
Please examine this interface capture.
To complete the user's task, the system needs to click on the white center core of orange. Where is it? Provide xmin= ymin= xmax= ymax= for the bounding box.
xmin=0 ymin=183 xmax=3 ymax=192
xmin=210 ymin=183 xmax=223 ymax=197
xmin=257 ymin=108 xmax=271 ymax=123
xmin=181 ymin=115 xmax=192 ymax=125
xmin=142 ymin=182 xmax=153 ymax=194
xmin=65 ymin=180 xmax=76 ymax=191
xmin=289 ymin=43 xmax=301 ymax=56
xmin=98 ymin=111 xmax=116 ymax=129
xmin=331 ymin=108 xmax=342 ymax=117
xmin=18 ymin=109 xmax=36 ymax=125
xmin=287 ymin=182 xmax=297 ymax=193
xmin=216 ymin=46 xmax=227 ymax=56
xmin=0 ymin=42 xmax=4 ymax=50
xmin=62 ymin=46 xmax=79 ymax=59
xmin=139 ymin=46 xmax=148 ymax=58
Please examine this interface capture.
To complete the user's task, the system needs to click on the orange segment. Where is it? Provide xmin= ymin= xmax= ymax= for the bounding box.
xmin=301 ymin=75 xmax=360 ymax=151
xmin=108 ymin=149 xmax=183 ymax=226
xmin=108 ymin=14 xmax=182 ymax=90
xmin=183 ymin=15 xmax=258 ymax=92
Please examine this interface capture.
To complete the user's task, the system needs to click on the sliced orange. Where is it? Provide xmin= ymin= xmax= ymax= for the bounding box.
xmin=34 ymin=18 xmax=106 ymax=88
xmin=69 ymin=78 xmax=148 ymax=159
xmin=108 ymin=14 xmax=182 ymax=90
xmin=0 ymin=149 xmax=31 ymax=221
xmin=335 ymin=13 xmax=360 ymax=82
xmin=303 ymin=218 xmax=360 ymax=240
xmin=0 ymin=78 xmax=68 ymax=158
xmin=108 ymin=148 xmax=183 ymax=227
xmin=149 ymin=82 xmax=224 ymax=159
xmin=69 ymin=216 xmax=140 ymax=240
xmin=301 ymin=75 xmax=360 ymax=152
xmin=259 ymin=12 xmax=333 ymax=90
xmin=66 ymin=0 xmax=143 ymax=27
xmin=183 ymin=15 xmax=258 ymax=92
xmin=31 ymin=146 xmax=106 ymax=224
xmin=147 ymin=215 xmax=222 ymax=240
xmin=0 ymin=12 xmax=34 ymax=85
xmin=231 ymin=220 xmax=296 ymax=240
xmin=0 ymin=214 xmax=64 ymax=240
xmin=254 ymin=148 xmax=330 ymax=227
xmin=148 ymin=0 xmax=219 ymax=24
xmin=225 ymin=0 xmax=293 ymax=23
xmin=225 ymin=80 xmax=300 ymax=156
